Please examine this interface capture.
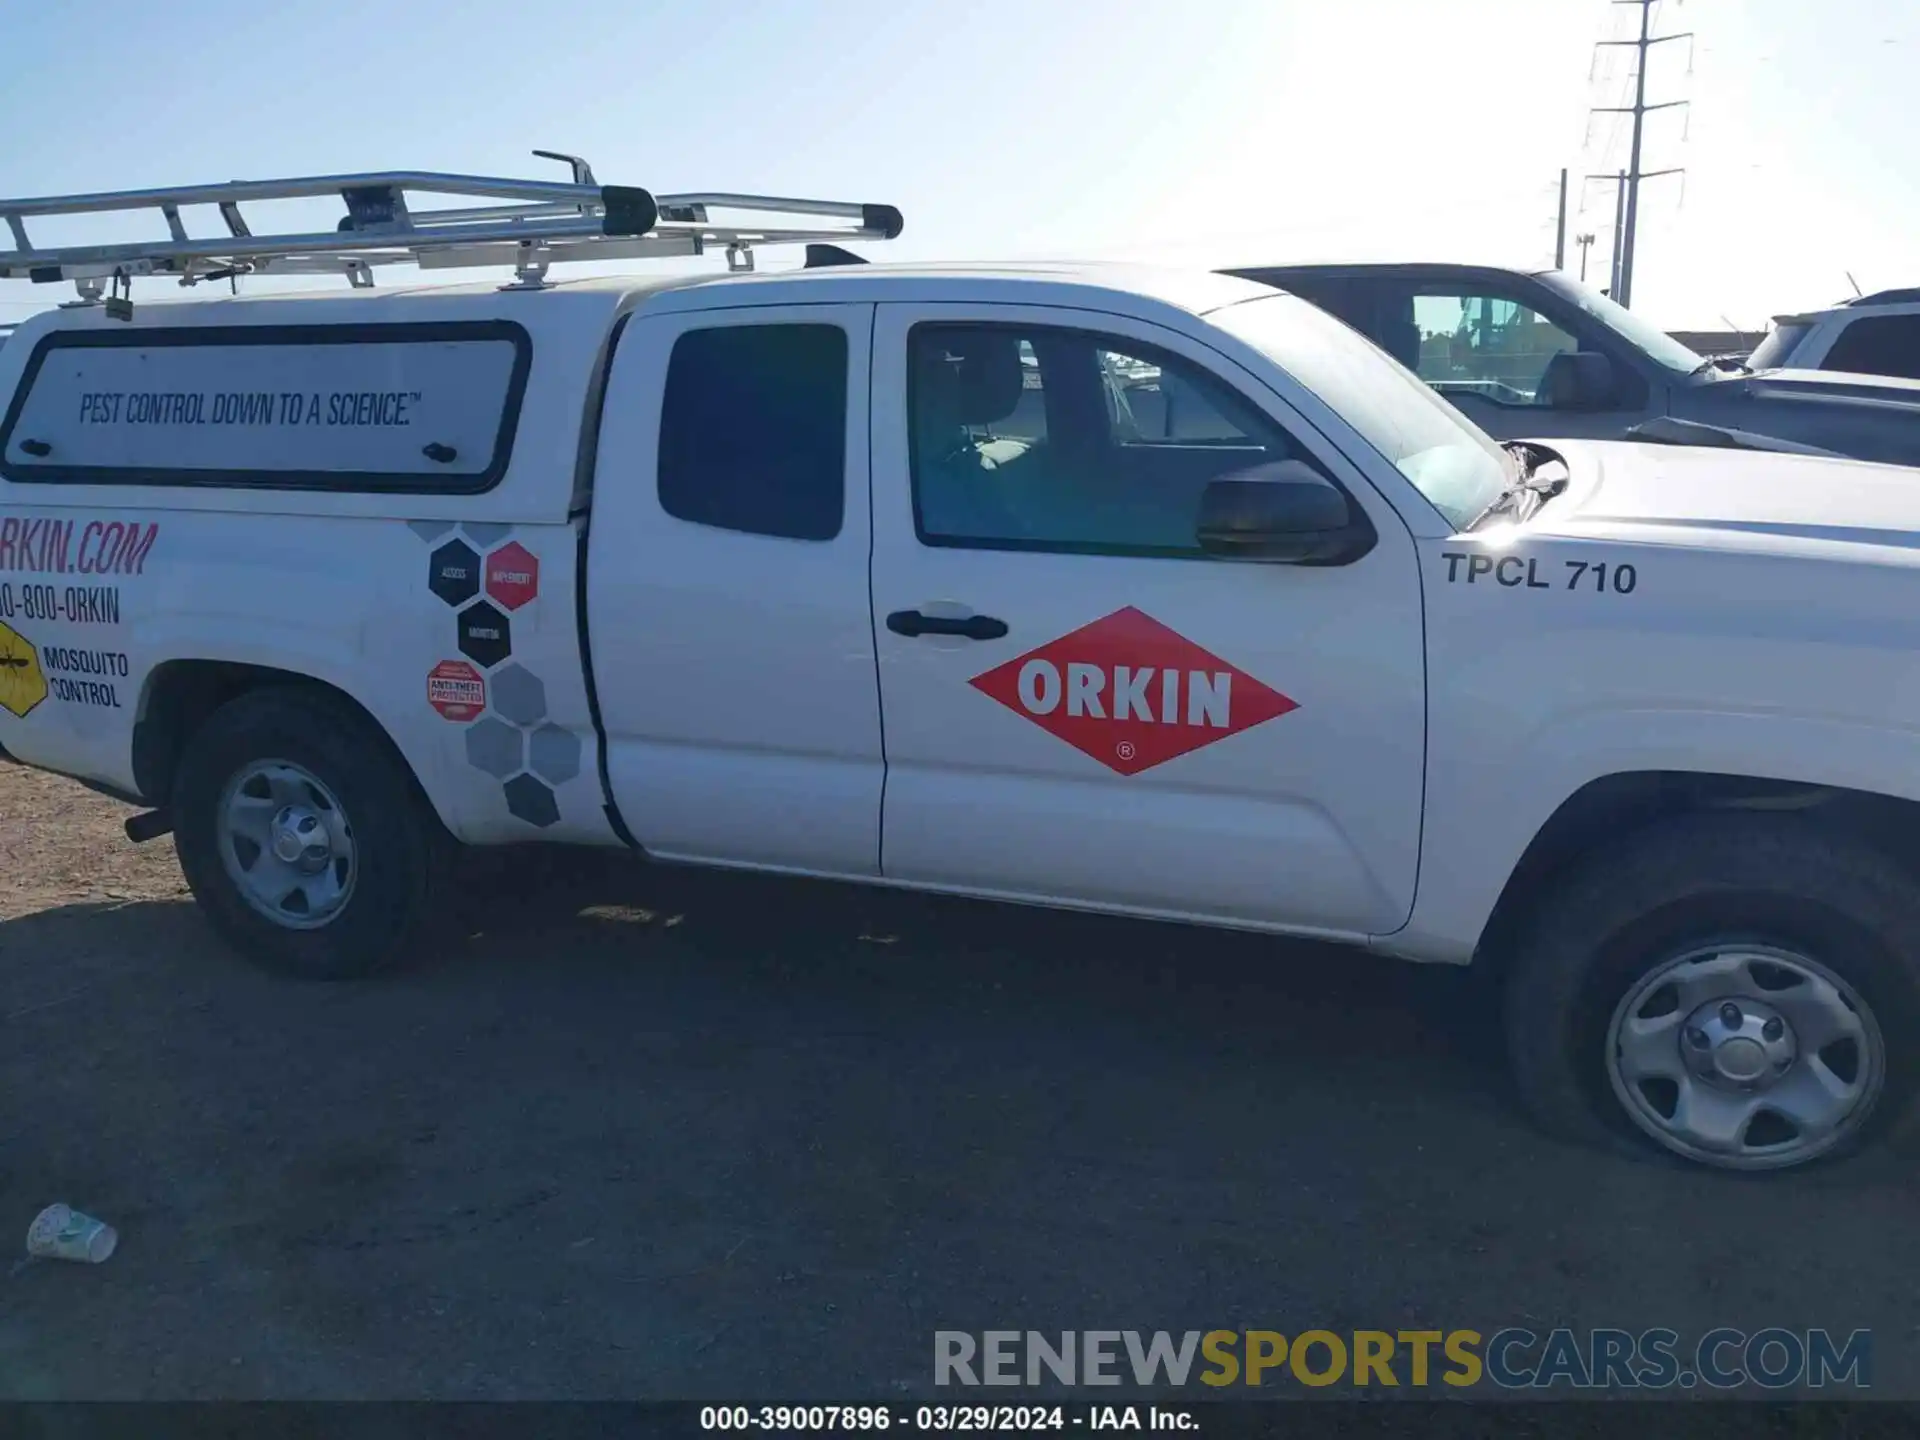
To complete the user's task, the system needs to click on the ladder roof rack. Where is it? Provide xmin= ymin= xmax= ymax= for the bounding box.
xmin=0 ymin=151 xmax=904 ymax=295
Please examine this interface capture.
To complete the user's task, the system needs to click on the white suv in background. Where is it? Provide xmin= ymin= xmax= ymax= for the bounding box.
xmin=1749 ymin=289 xmax=1920 ymax=382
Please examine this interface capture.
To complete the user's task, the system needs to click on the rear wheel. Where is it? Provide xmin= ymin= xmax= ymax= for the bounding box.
xmin=1504 ymin=811 xmax=1919 ymax=1171
xmin=173 ymin=686 xmax=445 ymax=979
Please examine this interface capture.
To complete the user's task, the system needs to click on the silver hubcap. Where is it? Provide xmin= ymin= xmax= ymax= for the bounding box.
xmin=1606 ymin=944 xmax=1884 ymax=1170
xmin=216 ymin=760 xmax=356 ymax=930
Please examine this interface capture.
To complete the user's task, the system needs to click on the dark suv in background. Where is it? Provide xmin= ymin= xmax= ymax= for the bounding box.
xmin=1223 ymin=262 xmax=1920 ymax=468
xmin=1748 ymin=289 xmax=1920 ymax=382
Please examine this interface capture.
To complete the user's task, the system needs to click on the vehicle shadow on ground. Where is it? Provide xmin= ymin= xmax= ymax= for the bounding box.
xmin=435 ymin=848 xmax=1920 ymax=1182
xmin=440 ymin=843 xmax=1512 ymax=1087
xmin=5 ymin=850 xmax=1911 ymax=1187
xmin=4 ymin=851 xmax=1916 ymax=1399
xmin=2 ymin=843 xmax=1505 ymax=1112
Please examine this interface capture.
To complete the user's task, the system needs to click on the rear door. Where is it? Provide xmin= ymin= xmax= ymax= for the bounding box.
xmin=867 ymin=302 xmax=1426 ymax=937
xmin=586 ymin=303 xmax=884 ymax=876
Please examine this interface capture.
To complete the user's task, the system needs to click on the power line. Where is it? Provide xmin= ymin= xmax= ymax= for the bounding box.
xmin=1589 ymin=0 xmax=1691 ymax=307
xmin=1569 ymin=4 xmax=1637 ymax=289
xmin=1589 ymin=30 xmax=1637 ymax=172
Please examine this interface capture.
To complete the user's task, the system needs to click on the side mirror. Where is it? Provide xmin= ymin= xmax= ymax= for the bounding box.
xmin=1539 ymin=351 xmax=1617 ymax=411
xmin=1195 ymin=461 xmax=1377 ymax=565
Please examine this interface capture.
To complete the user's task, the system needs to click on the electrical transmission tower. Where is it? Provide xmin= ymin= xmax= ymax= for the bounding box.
xmin=1587 ymin=0 xmax=1691 ymax=307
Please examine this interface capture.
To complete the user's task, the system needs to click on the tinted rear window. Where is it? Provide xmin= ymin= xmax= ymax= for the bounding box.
xmin=1819 ymin=315 xmax=1920 ymax=382
xmin=657 ymin=324 xmax=848 ymax=541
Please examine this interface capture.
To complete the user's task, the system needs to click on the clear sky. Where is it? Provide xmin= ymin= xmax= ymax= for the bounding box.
xmin=1 ymin=0 xmax=1913 ymax=330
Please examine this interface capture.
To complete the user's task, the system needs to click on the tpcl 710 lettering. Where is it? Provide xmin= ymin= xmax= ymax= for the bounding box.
xmin=1440 ymin=551 xmax=1637 ymax=594
xmin=4 ymin=222 xmax=1920 ymax=1178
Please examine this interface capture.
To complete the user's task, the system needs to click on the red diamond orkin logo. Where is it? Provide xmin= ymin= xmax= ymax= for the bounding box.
xmin=969 ymin=606 xmax=1299 ymax=776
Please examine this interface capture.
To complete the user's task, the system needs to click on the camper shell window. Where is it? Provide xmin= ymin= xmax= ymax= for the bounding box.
xmin=0 ymin=321 xmax=531 ymax=493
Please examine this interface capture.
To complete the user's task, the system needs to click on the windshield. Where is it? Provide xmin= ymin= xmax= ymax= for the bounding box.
xmin=1210 ymin=293 xmax=1510 ymax=530
xmin=1533 ymin=270 xmax=1704 ymax=374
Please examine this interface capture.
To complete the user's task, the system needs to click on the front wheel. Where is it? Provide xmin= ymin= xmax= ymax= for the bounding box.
xmin=1504 ymin=811 xmax=1919 ymax=1172
xmin=172 ymin=686 xmax=446 ymax=979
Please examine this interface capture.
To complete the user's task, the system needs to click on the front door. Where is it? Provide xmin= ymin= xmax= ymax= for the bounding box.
xmin=868 ymin=302 xmax=1426 ymax=937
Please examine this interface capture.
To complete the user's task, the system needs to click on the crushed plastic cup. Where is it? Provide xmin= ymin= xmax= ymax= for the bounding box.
xmin=25 ymin=1204 xmax=117 ymax=1264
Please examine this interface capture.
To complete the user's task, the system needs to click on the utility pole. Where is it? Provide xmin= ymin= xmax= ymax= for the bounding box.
xmin=1554 ymin=167 xmax=1569 ymax=269
xmin=1611 ymin=168 xmax=1627 ymax=296
xmin=1591 ymin=0 xmax=1691 ymax=307
xmin=1576 ymin=232 xmax=1595 ymax=283
xmin=1579 ymin=168 xmax=1627 ymax=294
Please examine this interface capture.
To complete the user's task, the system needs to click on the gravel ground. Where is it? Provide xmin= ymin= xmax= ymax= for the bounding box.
xmin=0 ymin=761 xmax=1915 ymax=1400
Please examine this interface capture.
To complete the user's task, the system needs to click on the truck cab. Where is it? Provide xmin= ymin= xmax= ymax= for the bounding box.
xmin=1224 ymin=262 xmax=1920 ymax=468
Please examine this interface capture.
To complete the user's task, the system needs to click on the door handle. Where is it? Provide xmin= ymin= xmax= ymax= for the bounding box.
xmin=886 ymin=610 xmax=1009 ymax=641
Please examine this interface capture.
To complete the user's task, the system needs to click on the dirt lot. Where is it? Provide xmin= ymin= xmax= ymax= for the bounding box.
xmin=1 ymin=760 xmax=1916 ymax=1400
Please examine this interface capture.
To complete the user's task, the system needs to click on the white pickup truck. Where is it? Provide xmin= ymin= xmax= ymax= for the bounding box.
xmin=2 ymin=168 xmax=1918 ymax=1177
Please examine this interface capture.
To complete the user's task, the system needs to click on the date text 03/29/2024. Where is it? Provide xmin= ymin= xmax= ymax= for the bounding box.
xmin=699 ymin=1406 xmax=1186 ymax=1432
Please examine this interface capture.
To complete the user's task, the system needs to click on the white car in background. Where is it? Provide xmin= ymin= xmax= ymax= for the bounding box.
xmin=1749 ymin=289 xmax=1920 ymax=382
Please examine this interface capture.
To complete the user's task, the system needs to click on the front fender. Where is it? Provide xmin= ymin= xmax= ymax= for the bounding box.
xmin=1395 ymin=706 xmax=1920 ymax=964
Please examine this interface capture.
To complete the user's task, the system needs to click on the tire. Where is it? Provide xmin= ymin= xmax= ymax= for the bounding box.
xmin=172 ymin=685 xmax=446 ymax=980
xmin=1503 ymin=810 xmax=1920 ymax=1172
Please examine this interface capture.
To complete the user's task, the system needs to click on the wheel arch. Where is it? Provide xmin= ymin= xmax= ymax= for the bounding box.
xmin=1474 ymin=770 xmax=1920 ymax=977
xmin=133 ymin=658 xmax=436 ymax=820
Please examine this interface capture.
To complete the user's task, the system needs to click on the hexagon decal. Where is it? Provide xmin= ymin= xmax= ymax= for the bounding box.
xmin=465 ymin=717 xmax=525 ymax=778
xmin=429 ymin=540 xmax=481 ymax=606
xmin=491 ymin=663 xmax=547 ymax=726
xmin=503 ymin=773 xmax=559 ymax=828
xmin=485 ymin=541 xmax=540 ymax=611
xmin=457 ymin=600 xmax=512 ymax=669
xmin=528 ymin=723 xmax=581 ymax=783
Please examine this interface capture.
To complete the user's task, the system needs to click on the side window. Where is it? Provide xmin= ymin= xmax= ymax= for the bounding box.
xmin=1411 ymin=292 xmax=1579 ymax=406
xmin=1749 ymin=321 xmax=1812 ymax=371
xmin=909 ymin=323 xmax=1308 ymax=556
xmin=657 ymin=323 xmax=847 ymax=541
xmin=1819 ymin=315 xmax=1920 ymax=382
